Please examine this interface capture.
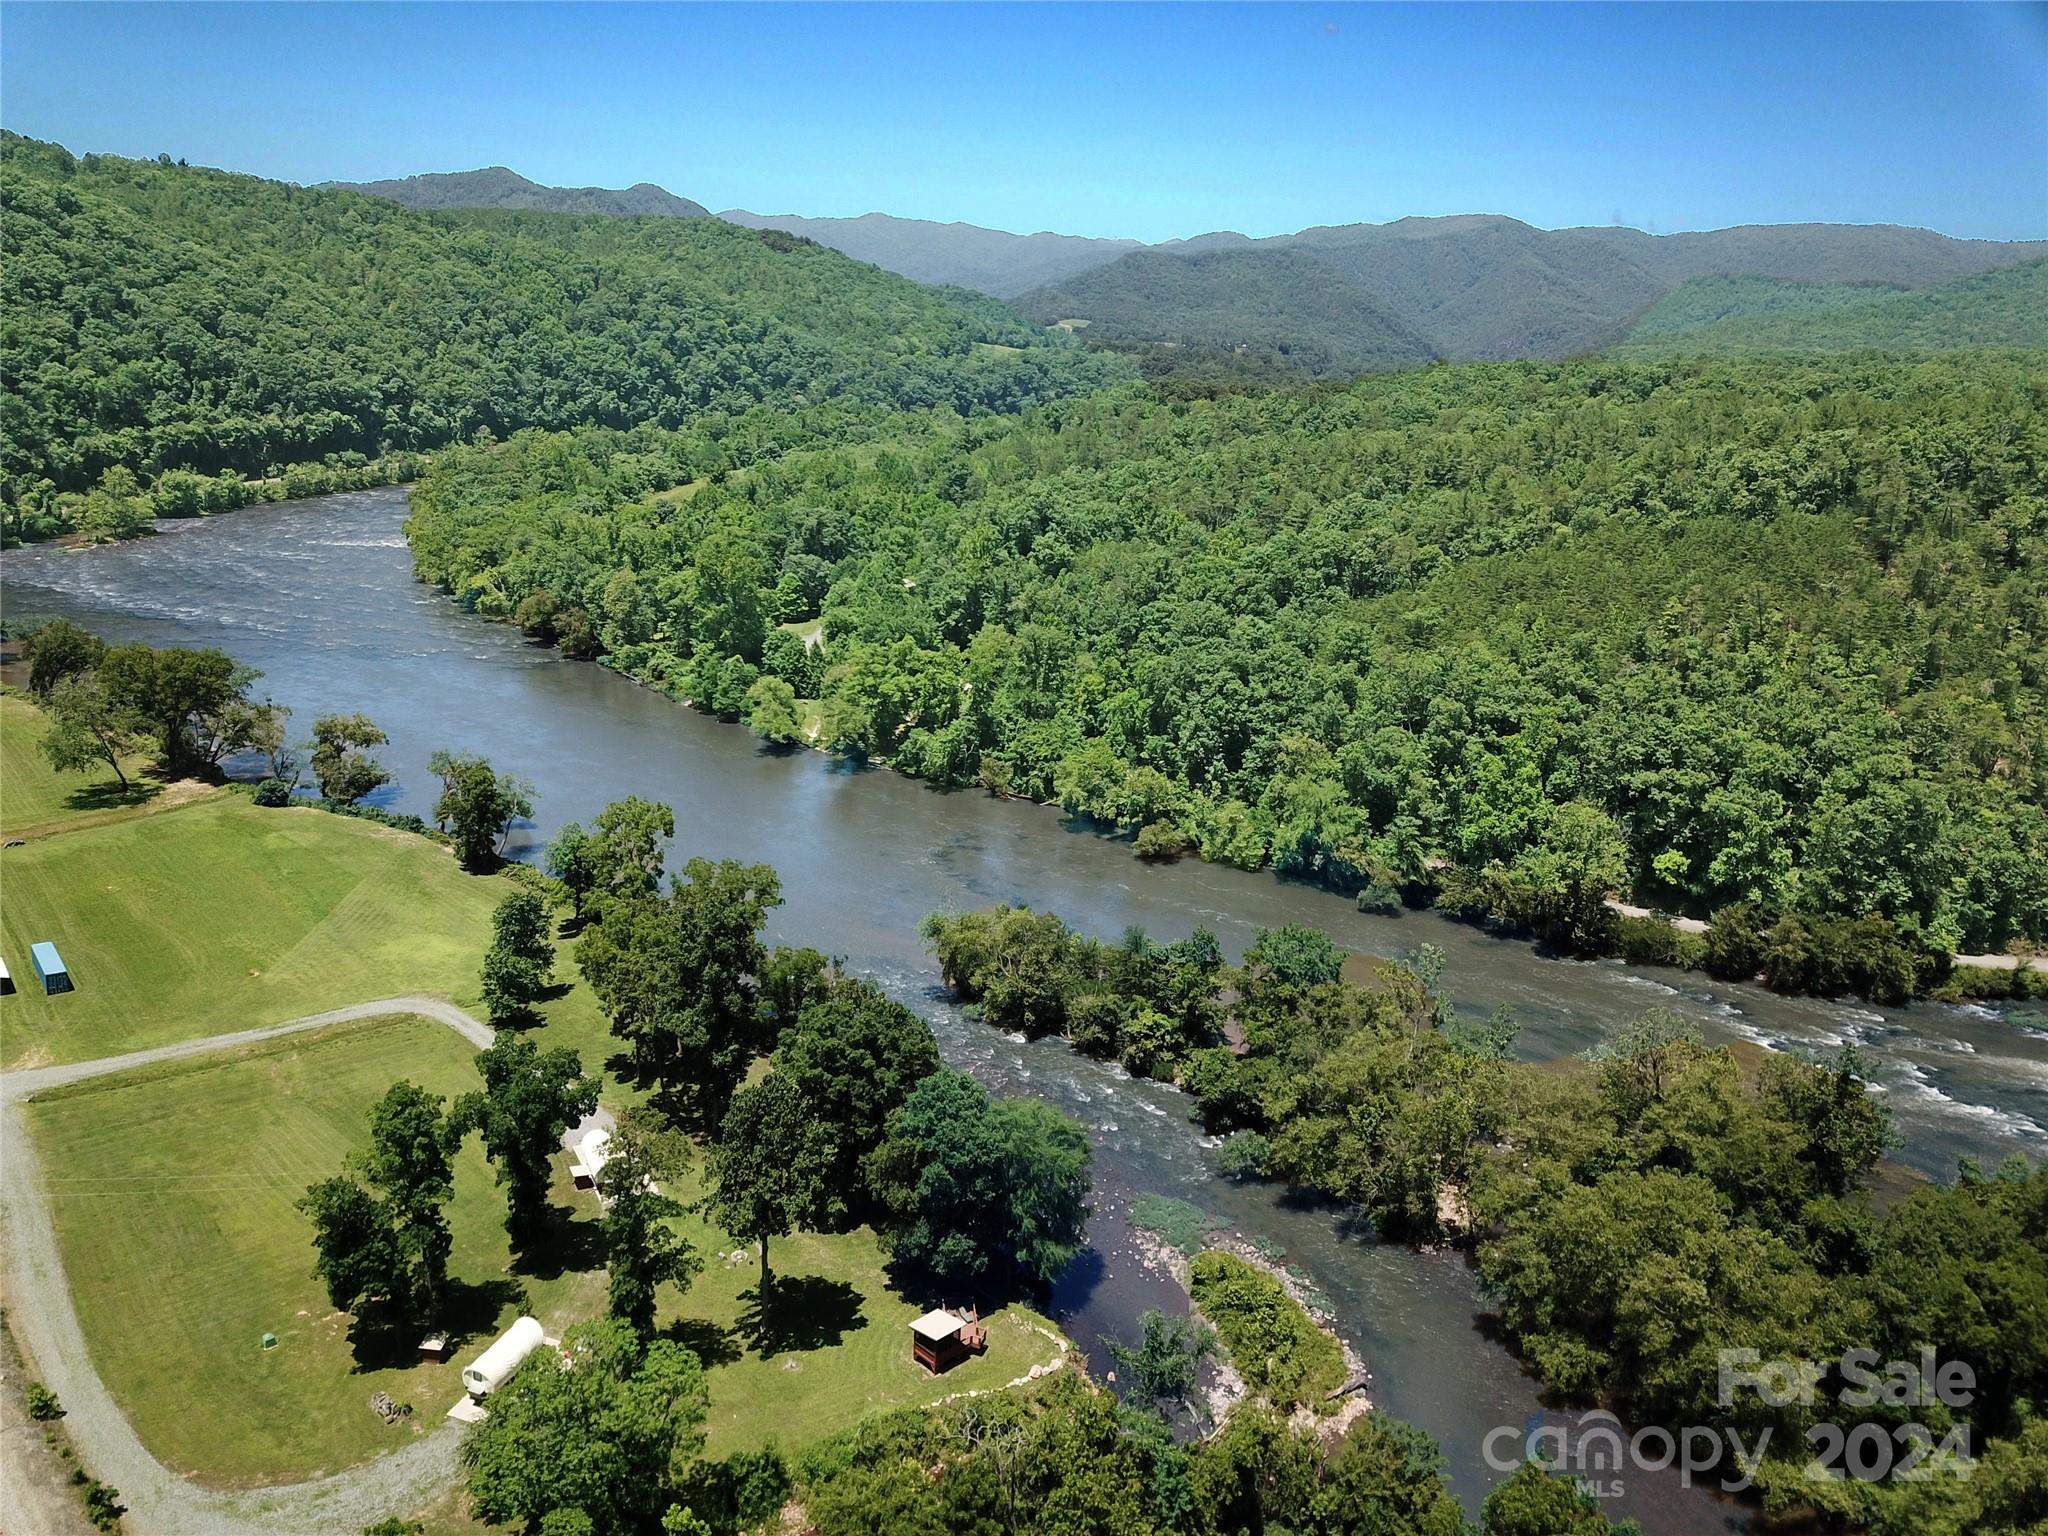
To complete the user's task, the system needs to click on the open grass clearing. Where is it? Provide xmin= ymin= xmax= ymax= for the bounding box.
xmin=27 ymin=1006 xmax=1059 ymax=1494
xmin=23 ymin=1014 xmax=606 ymax=1488
xmin=0 ymin=690 xmax=179 ymax=841
xmin=0 ymin=793 xmax=610 ymax=1071
xmin=652 ymin=1164 xmax=1061 ymax=1459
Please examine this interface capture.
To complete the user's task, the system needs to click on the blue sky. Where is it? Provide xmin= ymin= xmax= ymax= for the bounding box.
xmin=4 ymin=2 xmax=2043 ymax=242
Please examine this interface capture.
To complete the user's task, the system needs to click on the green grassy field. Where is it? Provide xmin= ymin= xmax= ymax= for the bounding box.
xmin=25 ymin=1014 xmax=608 ymax=1487
xmin=0 ymin=793 xmax=611 ymax=1071
xmin=7 ymin=716 xmax=1067 ymax=1504
xmin=0 ymin=691 xmax=171 ymax=840
xmin=656 ymin=1167 xmax=1058 ymax=1458
xmin=27 ymin=1010 xmax=1059 ymax=1491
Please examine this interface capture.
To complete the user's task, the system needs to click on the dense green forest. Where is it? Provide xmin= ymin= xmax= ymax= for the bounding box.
xmin=1619 ymin=259 xmax=2048 ymax=356
xmin=1622 ymin=275 xmax=1908 ymax=338
xmin=1021 ymin=247 xmax=1441 ymax=377
xmin=920 ymin=902 xmax=2048 ymax=1536
xmin=408 ymin=353 xmax=2048 ymax=954
xmin=0 ymin=133 xmax=1120 ymax=516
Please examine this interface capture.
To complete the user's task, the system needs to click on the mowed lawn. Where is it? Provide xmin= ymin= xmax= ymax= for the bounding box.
xmin=25 ymin=1015 xmax=607 ymax=1487
xmin=657 ymin=1168 xmax=1062 ymax=1458
xmin=27 ymin=1009 xmax=1062 ymax=1493
xmin=0 ymin=690 xmax=171 ymax=840
xmin=0 ymin=793 xmax=607 ymax=1070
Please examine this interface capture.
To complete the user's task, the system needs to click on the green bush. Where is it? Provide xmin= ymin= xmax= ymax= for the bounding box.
xmin=1134 ymin=820 xmax=1193 ymax=862
xmin=1355 ymin=880 xmax=1403 ymax=916
xmin=252 ymin=777 xmax=294 ymax=807
xmin=25 ymin=1381 xmax=63 ymax=1420
xmin=1614 ymin=914 xmax=1685 ymax=967
xmin=1215 ymin=1130 xmax=1272 ymax=1180
xmin=1188 ymin=1250 xmax=1346 ymax=1409
xmin=80 ymin=1479 xmax=123 ymax=1530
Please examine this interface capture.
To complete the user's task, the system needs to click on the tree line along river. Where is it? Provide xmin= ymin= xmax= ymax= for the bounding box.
xmin=7 ymin=487 xmax=2045 ymax=1533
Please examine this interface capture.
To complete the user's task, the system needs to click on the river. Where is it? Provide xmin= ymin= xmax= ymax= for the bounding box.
xmin=6 ymin=488 xmax=2044 ymax=1532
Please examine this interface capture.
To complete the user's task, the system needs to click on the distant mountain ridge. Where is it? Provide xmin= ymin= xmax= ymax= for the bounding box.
xmin=324 ymin=166 xmax=712 ymax=219
xmin=1012 ymin=246 xmax=1441 ymax=377
xmin=1019 ymin=214 xmax=2048 ymax=367
xmin=718 ymin=210 xmax=1141 ymax=298
xmin=322 ymin=162 xmax=2048 ymax=369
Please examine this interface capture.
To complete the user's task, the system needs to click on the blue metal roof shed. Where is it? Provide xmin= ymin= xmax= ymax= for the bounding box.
xmin=30 ymin=942 xmax=72 ymax=995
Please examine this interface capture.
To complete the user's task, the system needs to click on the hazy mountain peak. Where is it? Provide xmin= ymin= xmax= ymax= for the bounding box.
xmin=717 ymin=208 xmax=1144 ymax=297
xmin=323 ymin=165 xmax=711 ymax=220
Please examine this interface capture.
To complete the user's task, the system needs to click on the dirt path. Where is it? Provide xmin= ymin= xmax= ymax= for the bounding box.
xmin=0 ymin=996 xmax=492 ymax=1536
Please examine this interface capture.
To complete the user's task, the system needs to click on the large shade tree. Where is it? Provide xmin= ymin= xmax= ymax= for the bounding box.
xmin=454 ymin=1036 xmax=598 ymax=1253
xmin=577 ymin=857 xmax=783 ymax=1126
xmin=462 ymin=1319 xmax=708 ymax=1536
xmin=867 ymin=1069 xmax=1092 ymax=1293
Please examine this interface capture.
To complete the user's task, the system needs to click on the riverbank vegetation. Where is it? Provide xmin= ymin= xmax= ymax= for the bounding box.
xmin=787 ymin=1374 xmax=1630 ymax=1536
xmin=1188 ymin=1250 xmax=1349 ymax=1411
xmin=405 ymin=352 xmax=2048 ymax=970
xmin=0 ymin=132 xmax=1119 ymax=535
xmin=925 ymin=901 xmax=2048 ymax=1533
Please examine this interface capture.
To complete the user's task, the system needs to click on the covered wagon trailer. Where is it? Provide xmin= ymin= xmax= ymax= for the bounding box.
xmin=569 ymin=1126 xmax=613 ymax=1190
xmin=461 ymin=1315 xmax=546 ymax=1399
xmin=30 ymin=942 xmax=71 ymax=996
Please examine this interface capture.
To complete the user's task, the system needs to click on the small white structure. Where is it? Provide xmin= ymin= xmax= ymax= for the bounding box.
xmin=462 ymin=1315 xmax=545 ymax=1400
xmin=569 ymin=1126 xmax=613 ymax=1190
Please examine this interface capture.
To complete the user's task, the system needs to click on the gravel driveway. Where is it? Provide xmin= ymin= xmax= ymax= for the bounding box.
xmin=0 ymin=997 xmax=493 ymax=1536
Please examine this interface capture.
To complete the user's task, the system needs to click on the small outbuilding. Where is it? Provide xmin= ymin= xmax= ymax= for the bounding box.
xmin=910 ymin=1307 xmax=986 ymax=1374
xmin=30 ymin=942 xmax=71 ymax=996
xmin=461 ymin=1315 xmax=546 ymax=1400
xmin=569 ymin=1126 xmax=613 ymax=1190
xmin=0 ymin=955 xmax=13 ymax=995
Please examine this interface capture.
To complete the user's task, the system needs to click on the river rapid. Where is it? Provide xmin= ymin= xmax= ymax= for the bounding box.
xmin=8 ymin=488 xmax=2045 ymax=1532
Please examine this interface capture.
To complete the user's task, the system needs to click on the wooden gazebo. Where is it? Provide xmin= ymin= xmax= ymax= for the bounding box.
xmin=910 ymin=1306 xmax=987 ymax=1374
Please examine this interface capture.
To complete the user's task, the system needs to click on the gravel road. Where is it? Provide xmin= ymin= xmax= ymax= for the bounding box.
xmin=0 ymin=997 xmax=492 ymax=1536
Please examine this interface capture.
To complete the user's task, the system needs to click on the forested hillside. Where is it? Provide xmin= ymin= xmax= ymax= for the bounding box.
xmin=0 ymin=134 xmax=1120 ymax=513
xmin=1576 ymin=218 xmax=2048 ymax=286
xmin=1024 ymin=247 xmax=1441 ymax=377
xmin=324 ymin=165 xmax=713 ymax=218
xmin=1619 ymin=259 xmax=2048 ymax=356
xmin=407 ymin=353 xmax=2048 ymax=956
xmin=1018 ymin=215 xmax=2048 ymax=372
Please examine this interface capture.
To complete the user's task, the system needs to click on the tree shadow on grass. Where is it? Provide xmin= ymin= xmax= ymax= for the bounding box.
xmin=62 ymin=778 xmax=162 ymax=813
xmin=663 ymin=1315 xmax=745 ymax=1369
xmin=344 ymin=1275 xmax=525 ymax=1372
xmin=491 ymin=980 xmax=577 ymax=1033
xmin=513 ymin=1203 xmax=608 ymax=1281
xmin=734 ymin=1275 xmax=867 ymax=1358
